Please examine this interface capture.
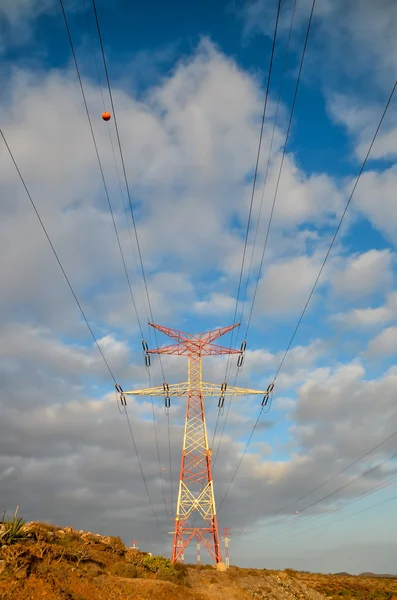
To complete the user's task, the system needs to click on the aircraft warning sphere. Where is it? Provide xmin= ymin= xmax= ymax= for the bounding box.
xmin=102 ymin=111 xmax=111 ymax=121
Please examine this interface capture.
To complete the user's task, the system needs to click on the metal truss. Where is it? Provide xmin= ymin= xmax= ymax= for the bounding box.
xmin=124 ymin=323 xmax=267 ymax=564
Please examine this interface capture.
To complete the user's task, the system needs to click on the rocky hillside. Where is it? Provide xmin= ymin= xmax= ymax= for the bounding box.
xmin=1 ymin=519 xmax=397 ymax=599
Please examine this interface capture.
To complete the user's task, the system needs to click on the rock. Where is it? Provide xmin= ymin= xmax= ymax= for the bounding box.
xmin=216 ymin=562 xmax=227 ymax=572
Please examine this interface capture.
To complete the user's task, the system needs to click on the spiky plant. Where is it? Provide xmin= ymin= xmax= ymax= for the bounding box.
xmin=0 ymin=505 xmax=27 ymax=545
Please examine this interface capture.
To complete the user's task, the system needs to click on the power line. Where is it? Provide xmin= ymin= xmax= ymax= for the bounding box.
xmin=123 ymin=407 xmax=165 ymax=533
xmin=1 ymin=129 xmax=117 ymax=383
xmin=268 ymin=472 xmax=397 ymax=544
xmin=59 ymin=0 xmax=144 ymax=339
xmin=87 ymin=0 xmax=175 ymax=515
xmin=224 ymin=0 xmax=282 ymax=384
xmin=89 ymin=19 xmax=174 ymax=521
xmin=216 ymin=65 xmax=397 ymax=515
xmin=212 ymin=0 xmax=297 ymax=467
xmin=214 ymin=0 xmax=313 ymax=471
xmin=301 ymin=490 xmax=397 ymax=539
xmin=211 ymin=0 xmax=282 ymax=456
xmin=90 ymin=0 xmax=165 ymax=369
xmin=84 ymin=0 xmax=147 ymax=321
xmin=85 ymin=0 xmax=150 ymax=332
xmin=270 ymin=450 xmax=397 ymax=531
xmin=272 ymin=78 xmax=397 ymax=384
xmin=60 ymin=0 xmax=171 ymax=524
xmin=287 ymin=471 xmax=397 ymax=537
xmin=242 ymin=0 xmax=297 ymax=339
xmin=148 ymin=371 xmax=172 ymax=523
xmin=243 ymin=0 xmax=317 ymax=343
xmin=267 ymin=427 xmax=397 ymax=520
xmin=1 ymin=128 xmax=165 ymax=535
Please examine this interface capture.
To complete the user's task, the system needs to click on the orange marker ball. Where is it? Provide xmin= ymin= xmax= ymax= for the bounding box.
xmin=102 ymin=111 xmax=111 ymax=121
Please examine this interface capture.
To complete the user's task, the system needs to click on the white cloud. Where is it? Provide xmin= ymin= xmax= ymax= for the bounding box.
xmin=352 ymin=166 xmax=397 ymax=245
xmin=194 ymin=292 xmax=236 ymax=315
xmin=328 ymin=93 xmax=397 ymax=162
xmin=253 ymin=254 xmax=323 ymax=316
xmin=333 ymin=290 xmax=397 ymax=329
xmin=366 ymin=326 xmax=397 ymax=358
xmin=331 ymin=249 xmax=393 ymax=300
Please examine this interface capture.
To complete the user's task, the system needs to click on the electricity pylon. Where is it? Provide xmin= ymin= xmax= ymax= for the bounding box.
xmin=124 ymin=323 xmax=268 ymax=563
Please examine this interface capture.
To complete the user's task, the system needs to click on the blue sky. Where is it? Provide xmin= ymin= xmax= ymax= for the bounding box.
xmin=1 ymin=0 xmax=397 ymax=573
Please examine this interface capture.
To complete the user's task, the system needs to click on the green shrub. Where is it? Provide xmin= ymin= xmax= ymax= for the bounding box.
xmin=0 ymin=507 xmax=27 ymax=545
xmin=125 ymin=549 xmax=145 ymax=566
xmin=142 ymin=554 xmax=173 ymax=573
xmin=110 ymin=562 xmax=139 ymax=578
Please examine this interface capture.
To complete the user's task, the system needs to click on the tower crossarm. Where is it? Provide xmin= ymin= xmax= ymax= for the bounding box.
xmin=147 ymin=343 xmax=188 ymax=356
xmin=147 ymin=342 xmax=242 ymax=357
xmin=201 ymin=382 xmax=267 ymax=396
xmin=149 ymin=323 xmax=188 ymax=344
xmin=124 ymin=381 xmax=267 ymax=397
xmin=201 ymin=343 xmax=241 ymax=356
xmin=124 ymin=382 xmax=189 ymax=397
xmin=200 ymin=323 xmax=239 ymax=344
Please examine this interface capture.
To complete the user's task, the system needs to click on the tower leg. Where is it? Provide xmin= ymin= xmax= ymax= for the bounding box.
xmin=172 ymin=353 xmax=222 ymax=563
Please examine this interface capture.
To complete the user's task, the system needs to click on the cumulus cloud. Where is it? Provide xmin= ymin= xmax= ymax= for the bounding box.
xmin=331 ymin=249 xmax=394 ymax=301
xmin=352 ymin=166 xmax=397 ymax=245
xmin=332 ymin=290 xmax=397 ymax=329
xmin=252 ymin=254 xmax=324 ymax=316
xmin=366 ymin=326 xmax=397 ymax=357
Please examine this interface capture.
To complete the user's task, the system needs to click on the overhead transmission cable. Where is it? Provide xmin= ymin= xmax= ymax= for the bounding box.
xmin=84 ymin=0 xmax=147 ymax=320
xmin=212 ymin=0 xmax=297 ymax=467
xmin=217 ymin=70 xmax=397 ymax=514
xmin=60 ymin=0 xmax=171 ymax=524
xmin=59 ymin=0 xmax=143 ymax=339
xmin=267 ymin=469 xmax=397 ymax=544
xmin=241 ymin=0 xmax=297 ymax=339
xmin=226 ymin=0 xmax=282 ymax=379
xmin=84 ymin=0 xmax=173 ymax=513
xmin=269 ymin=450 xmax=397 ymax=531
xmin=89 ymin=2 xmax=175 ymax=511
xmin=266 ymin=426 xmax=397 ymax=521
xmin=294 ymin=491 xmax=397 ymax=541
xmin=210 ymin=0 xmax=282 ymax=453
xmin=1 ymin=128 xmax=165 ymax=535
xmin=90 ymin=0 xmax=175 ymax=515
xmin=90 ymin=0 xmax=165 ymax=373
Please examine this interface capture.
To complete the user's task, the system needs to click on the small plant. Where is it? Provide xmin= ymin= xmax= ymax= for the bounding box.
xmin=29 ymin=524 xmax=53 ymax=543
xmin=71 ymin=548 xmax=92 ymax=566
xmin=33 ymin=541 xmax=50 ymax=559
xmin=0 ymin=506 xmax=27 ymax=545
xmin=110 ymin=562 xmax=139 ymax=578
xmin=108 ymin=536 xmax=126 ymax=555
xmin=142 ymin=554 xmax=173 ymax=573
xmin=2 ymin=543 xmax=33 ymax=577
xmin=125 ymin=548 xmax=145 ymax=566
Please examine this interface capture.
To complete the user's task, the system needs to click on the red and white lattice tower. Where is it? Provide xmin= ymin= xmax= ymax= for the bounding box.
xmin=197 ymin=542 xmax=201 ymax=565
xmin=124 ymin=323 xmax=267 ymax=563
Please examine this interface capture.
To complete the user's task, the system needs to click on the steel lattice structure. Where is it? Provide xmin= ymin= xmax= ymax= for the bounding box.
xmin=124 ymin=323 xmax=267 ymax=563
